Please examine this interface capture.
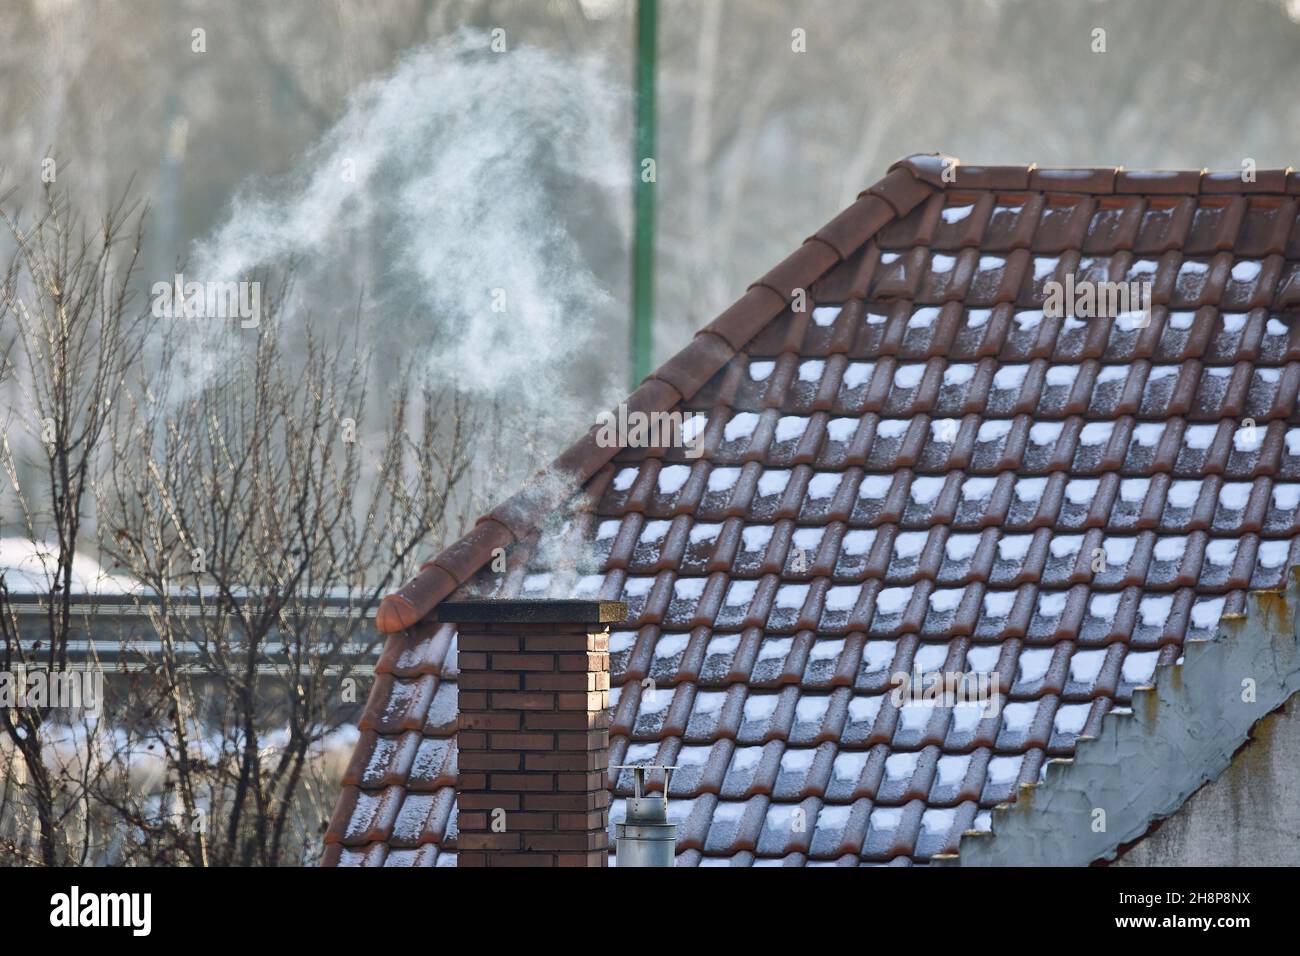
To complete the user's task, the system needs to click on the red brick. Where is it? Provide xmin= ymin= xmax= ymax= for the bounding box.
xmin=524 ymin=831 xmax=607 ymax=852
xmin=497 ymin=812 xmax=556 ymax=831
xmin=521 ymin=633 xmax=604 ymax=652
xmin=557 ymin=652 xmax=608 ymax=672
xmin=523 ymin=791 xmax=610 ymax=812
xmin=524 ymin=672 xmax=592 ymax=692
xmin=556 ymin=730 xmax=608 ymax=751
xmin=557 ymin=691 xmax=607 ymax=711
xmin=457 ymin=792 xmax=520 ymax=811
xmin=488 ymin=732 xmax=554 ymax=750
xmin=458 ymin=832 xmax=520 ymax=851
xmin=489 ymin=691 xmax=556 ymax=710
xmin=445 ymin=617 xmax=615 ymax=868
xmin=524 ymin=710 xmax=610 ymax=731
xmin=458 ymin=751 xmax=521 ymax=772
xmin=457 ymin=651 xmax=488 ymax=670
xmin=490 ymin=773 xmax=557 ymax=792
xmin=557 ymin=811 xmax=608 ymax=830
xmin=525 ymin=752 xmax=601 ymax=772
xmin=457 ymin=633 xmax=520 ymax=652
xmin=491 ymin=853 xmax=556 ymax=867
xmin=459 ymin=672 xmax=521 ymax=691
xmin=457 ymin=852 xmax=487 ymax=867
xmin=458 ymin=711 xmax=520 ymax=732
xmin=555 ymin=770 xmax=606 ymax=792
xmin=491 ymin=653 xmax=555 ymax=671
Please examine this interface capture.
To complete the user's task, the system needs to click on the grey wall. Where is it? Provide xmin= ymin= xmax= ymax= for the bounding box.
xmin=1115 ymin=693 xmax=1300 ymax=867
xmin=947 ymin=577 xmax=1300 ymax=867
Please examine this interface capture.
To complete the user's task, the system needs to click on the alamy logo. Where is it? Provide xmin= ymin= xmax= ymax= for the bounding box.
xmin=889 ymin=670 xmax=1002 ymax=717
xmin=594 ymin=405 xmax=705 ymax=459
xmin=1043 ymin=275 xmax=1152 ymax=323
xmin=151 ymin=273 xmax=261 ymax=328
xmin=49 ymin=886 xmax=151 ymax=936
xmin=0 ymin=667 xmax=102 ymax=717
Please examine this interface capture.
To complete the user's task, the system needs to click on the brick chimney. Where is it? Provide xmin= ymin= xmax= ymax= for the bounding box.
xmin=443 ymin=599 xmax=626 ymax=867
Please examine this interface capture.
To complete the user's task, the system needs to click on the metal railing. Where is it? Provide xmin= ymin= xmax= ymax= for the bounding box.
xmin=1 ymin=592 xmax=381 ymax=675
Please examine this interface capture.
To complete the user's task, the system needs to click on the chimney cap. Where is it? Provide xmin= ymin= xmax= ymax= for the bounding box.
xmin=434 ymin=599 xmax=628 ymax=625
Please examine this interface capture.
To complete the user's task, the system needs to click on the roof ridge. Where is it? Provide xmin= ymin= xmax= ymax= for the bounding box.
xmin=373 ymin=156 xmax=945 ymax=633
xmin=892 ymin=152 xmax=1299 ymax=195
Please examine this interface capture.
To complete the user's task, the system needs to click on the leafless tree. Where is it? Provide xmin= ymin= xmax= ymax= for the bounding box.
xmin=82 ymin=287 xmax=472 ymax=865
xmin=0 ymin=184 xmax=146 ymax=865
xmin=0 ymin=189 xmax=476 ymax=866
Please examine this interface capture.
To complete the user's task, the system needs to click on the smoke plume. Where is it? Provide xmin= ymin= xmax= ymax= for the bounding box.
xmin=191 ymin=28 xmax=630 ymax=416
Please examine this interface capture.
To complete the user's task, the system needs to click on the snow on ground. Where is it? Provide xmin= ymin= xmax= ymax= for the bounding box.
xmin=0 ymin=538 xmax=140 ymax=595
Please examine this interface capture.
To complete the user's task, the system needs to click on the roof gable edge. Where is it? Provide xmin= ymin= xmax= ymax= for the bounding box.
xmin=370 ymin=156 xmax=943 ymax=635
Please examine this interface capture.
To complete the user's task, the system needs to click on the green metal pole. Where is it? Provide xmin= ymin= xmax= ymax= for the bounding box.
xmin=631 ymin=0 xmax=657 ymax=388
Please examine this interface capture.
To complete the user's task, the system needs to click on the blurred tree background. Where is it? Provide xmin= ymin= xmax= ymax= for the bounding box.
xmin=3 ymin=0 xmax=1300 ymax=409
xmin=2 ymin=0 xmax=1300 ymax=866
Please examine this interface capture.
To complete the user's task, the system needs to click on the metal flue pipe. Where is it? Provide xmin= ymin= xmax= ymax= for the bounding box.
xmin=613 ymin=764 xmax=677 ymax=867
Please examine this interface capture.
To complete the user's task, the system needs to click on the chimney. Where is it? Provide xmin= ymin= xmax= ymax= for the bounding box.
xmin=444 ymin=599 xmax=625 ymax=867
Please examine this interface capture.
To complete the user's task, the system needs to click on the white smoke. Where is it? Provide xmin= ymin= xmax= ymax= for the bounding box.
xmin=191 ymin=28 xmax=630 ymax=407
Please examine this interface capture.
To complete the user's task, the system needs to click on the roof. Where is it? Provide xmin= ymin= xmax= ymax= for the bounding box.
xmin=323 ymin=153 xmax=1300 ymax=867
